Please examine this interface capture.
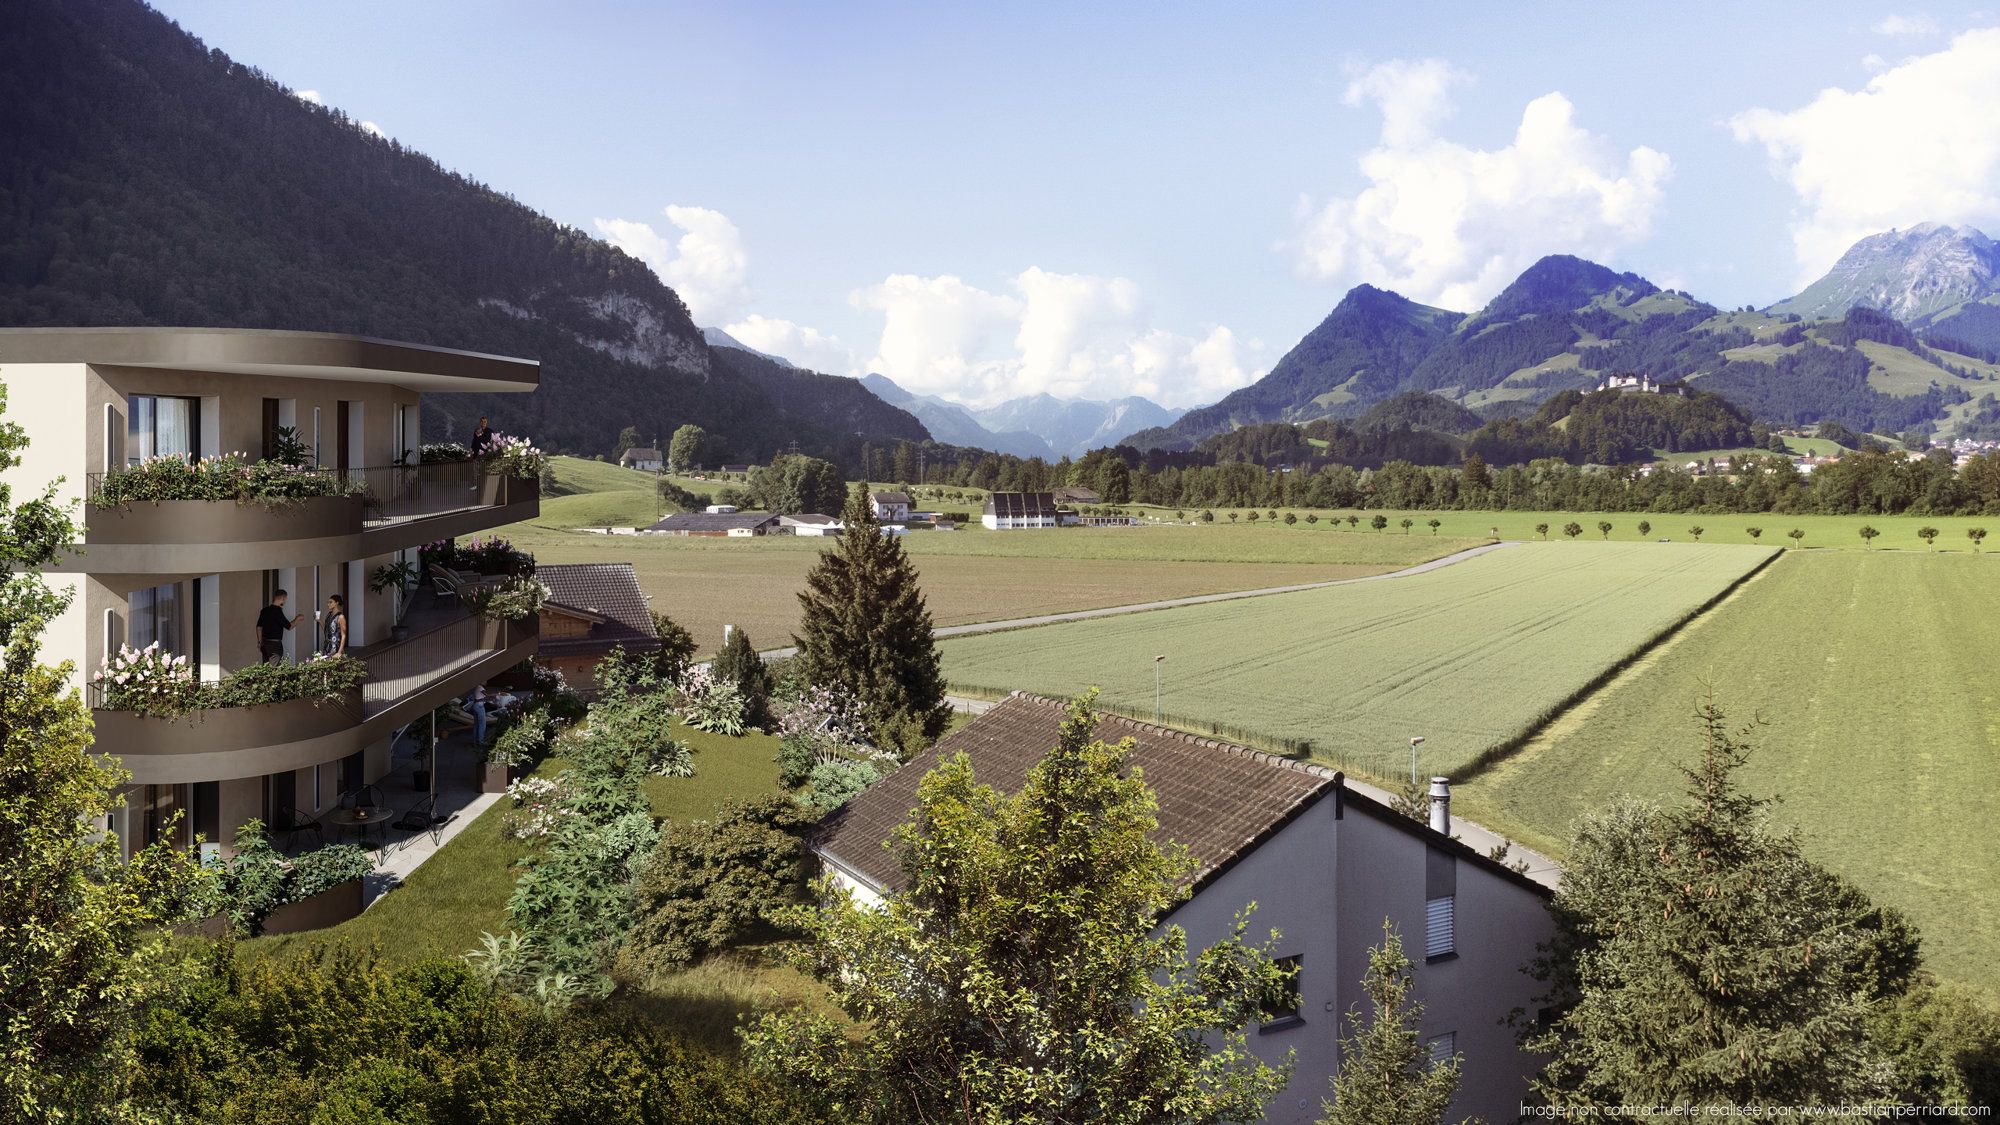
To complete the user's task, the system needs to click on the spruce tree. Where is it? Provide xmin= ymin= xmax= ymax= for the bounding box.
xmin=1527 ymin=696 xmax=1913 ymax=1107
xmin=1320 ymin=922 xmax=1468 ymax=1125
xmin=793 ymin=483 xmax=949 ymax=755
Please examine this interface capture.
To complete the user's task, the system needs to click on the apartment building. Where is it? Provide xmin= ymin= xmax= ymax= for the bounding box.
xmin=0 ymin=327 xmax=540 ymax=857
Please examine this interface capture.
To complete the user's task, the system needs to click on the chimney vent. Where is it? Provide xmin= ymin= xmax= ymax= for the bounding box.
xmin=1428 ymin=777 xmax=1451 ymax=835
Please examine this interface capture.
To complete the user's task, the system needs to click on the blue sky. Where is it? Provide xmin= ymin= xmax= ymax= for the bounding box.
xmin=150 ymin=1 xmax=2000 ymax=407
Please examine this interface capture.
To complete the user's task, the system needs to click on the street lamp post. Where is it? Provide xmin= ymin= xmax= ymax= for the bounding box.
xmin=1154 ymin=654 xmax=1166 ymax=722
xmin=1409 ymin=736 xmax=1426 ymax=785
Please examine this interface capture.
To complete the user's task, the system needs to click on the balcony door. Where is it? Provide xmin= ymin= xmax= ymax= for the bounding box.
xmin=128 ymin=394 xmax=199 ymax=465
xmin=129 ymin=581 xmax=184 ymax=655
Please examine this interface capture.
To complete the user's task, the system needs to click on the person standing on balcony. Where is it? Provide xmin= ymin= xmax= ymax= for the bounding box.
xmin=471 ymin=415 xmax=494 ymax=456
xmin=255 ymin=589 xmax=301 ymax=663
xmin=319 ymin=594 xmax=347 ymax=659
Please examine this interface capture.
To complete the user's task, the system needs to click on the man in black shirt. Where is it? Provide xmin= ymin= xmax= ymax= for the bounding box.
xmin=471 ymin=415 xmax=494 ymax=455
xmin=256 ymin=589 xmax=301 ymax=663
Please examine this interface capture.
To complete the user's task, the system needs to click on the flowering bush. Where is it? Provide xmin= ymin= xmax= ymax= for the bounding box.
xmin=465 ymin=576 xmax=550 ymax=622
xmin=774 ymin=683 xmax=880 ymax=787
xmin=674 ymin=666 xmax=748 ymax=736
xmin=217 ymin=822 xmax=375 ymax=936
xmin=93 ymin=642 xmax=199 ymax=718
xmin=91 ymin=453 xmax=364 ymax=508
xmin=503 ymin=775 xmax=573 ymax=841
xmin=420 ymin=442 xmax=474 ymax=464
xmin=482 ymin=433 xmax=549 ymax=481
xmin=423 ymin=536 xmax=536 ymax=578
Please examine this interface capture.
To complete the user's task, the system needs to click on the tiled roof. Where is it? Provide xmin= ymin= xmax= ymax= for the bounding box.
xmin=1051 ymin=486 xmax=1100 ymax=503
xmin=816 ymin=693 xmax=1334 ymax=895
xmin=869 ymin=490 xmax=911 ymax=505
xmin=534 ymin=563 xmax=661 ymax=657
xmin=782 ymin=512 xmax=840 ymax=525
xmin=814 ymin=693 xmax=1552 ymax=900
xmin=620 ymin=447 xmax=662 ymax=460
xmin=982 ymin=491 xmax=1059 ymax=518
xmin=644 ymin=511 xmax=779 ymax=532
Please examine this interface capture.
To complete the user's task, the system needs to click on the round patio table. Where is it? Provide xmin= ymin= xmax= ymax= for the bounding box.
xmin=323 ymin=806 xmax=393 ymax=851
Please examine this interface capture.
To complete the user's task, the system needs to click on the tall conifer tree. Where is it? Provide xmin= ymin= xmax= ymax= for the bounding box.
xmin=1320 ymin=923 xmax=1468 ymax=1125
xmin=793 ymin=483 xmax=949 ymax=754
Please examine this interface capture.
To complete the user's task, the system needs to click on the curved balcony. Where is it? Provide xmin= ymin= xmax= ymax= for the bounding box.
xmin=72 ymin=463 xmax=538 ymax=575
xmin=94 ymin=610 xmax=537 ymax=786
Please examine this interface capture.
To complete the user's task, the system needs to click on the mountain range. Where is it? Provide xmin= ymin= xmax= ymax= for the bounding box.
xmin=0 ymin=0 xmax=927 ymax=465
xmin=1122 ymin=243 xmax=2000 ymax=451
xmin=846 ymin=372 xmax=1178 ymax=460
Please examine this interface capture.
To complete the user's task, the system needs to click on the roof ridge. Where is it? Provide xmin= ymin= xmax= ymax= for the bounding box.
xmin=1004 ymin=692 xmax=1338 ymax=784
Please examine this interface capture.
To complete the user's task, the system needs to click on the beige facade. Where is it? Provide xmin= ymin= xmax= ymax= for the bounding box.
xmin=0 ymin=328 xmax=541 ymax=857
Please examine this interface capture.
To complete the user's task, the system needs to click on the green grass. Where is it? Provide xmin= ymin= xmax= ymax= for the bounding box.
xmin=248 ymin=721 xmax=789 ymax=968
xmin=1456 ymin=550 xmax=2000 ymax=994
xmin=940 ymin=542 xmax=1776 ymax=778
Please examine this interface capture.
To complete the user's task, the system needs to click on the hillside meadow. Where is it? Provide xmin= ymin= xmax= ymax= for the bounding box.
xmin=1455 ymin=550 xmax=2000 ymax=993
xmin=938 ymin=541 xmax=1776 ymax=778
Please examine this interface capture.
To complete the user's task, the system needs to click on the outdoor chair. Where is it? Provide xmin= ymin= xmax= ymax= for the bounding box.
xmin=341 ymin=783 xmax=384 ymax=812
xmin=271 ymin=806 xmax=322 ymax=853
xmin=396 ymin=798 xmax=450 ymax=850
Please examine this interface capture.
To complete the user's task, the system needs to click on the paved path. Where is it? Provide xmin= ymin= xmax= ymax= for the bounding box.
xmin=756 ymin=541 xmax=1519 ymax=663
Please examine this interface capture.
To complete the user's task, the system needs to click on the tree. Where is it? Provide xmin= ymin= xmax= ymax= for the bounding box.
xmin=1746 ymin=526 xmax=1763 ymax=541
xmin=1319 ymin=923 xmax=1469 ymax=1125
xmin=1371 ymin=515 xmax=1389 ymax=532
xmin=0 ymin=388 xmax=214 ymax=1119
xmin=1346 ymin=515 xmax=1360 ymax=529
xmin=1917 ymin=526 xmax=1939 ymax=551
xmin=1859 ymin=524 xmax=1880 ymax=549
xmin=751 ymin=454 xmax=846 ymax=516
xmin=1637 ymin=520 xmax=1652 ymax=537
xmin=1527 ymin=697 xmax=1919 ymax=1107
xmin=1789 ymin=528 xmax=1806 ymax=548
xmin=1398 ymin=518 xmax=1413 ymax=534
xmin=1247 ymin=510 xmax=1261 ymax=523
xmin=742 ymin=694 xmax=1293 ymax=1121
xmin=712 ymin=627 xmax=773 ymax=728
xmin=614 ymin=425 xmax=642 ymax=460
xmin=617 ymin=796 xmax=816 ymax=981
xmin=1689 ymin=525 xmax=1705 ymax=542
xmin=656 ymin=477 xmax=706 ymax=514
xmin=794 ymin=485 xmax=951 ymax=755
xmin=667 ymin=424 xmax=711 ymax=473
xmin=1535 ymin=522 xmax=1549 ymax=540
xmin=1562 ymin=521 xmax=1583 ymax=540
xmin=1597 ymin=520 xmax=1612 ymax=540
xmin=1285 ymin=512 xmax=1299 ymax=526
xmin=1427 ymin=518 xmax=1441 ymax=535
xmin=1969 ymin=527 xmax=1988 ymax=552
xmin=646 ymin=611 xmax=698 ymax=682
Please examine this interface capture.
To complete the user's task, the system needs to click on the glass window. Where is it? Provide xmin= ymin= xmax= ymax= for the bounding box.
xmin=128 ymin=394 xmax=199 ymax=464
xmin=1263 ymin=955 xmax=1303 ymax=1026
xmin=1427 ymin=1032 xmax=1456 ymax=1067
xmin=129 ymin=582 xmax=183 ymax=655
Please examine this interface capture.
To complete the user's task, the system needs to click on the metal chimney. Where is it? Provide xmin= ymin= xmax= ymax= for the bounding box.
xmin=1428 ymin=777 xmax=1451 ymax=835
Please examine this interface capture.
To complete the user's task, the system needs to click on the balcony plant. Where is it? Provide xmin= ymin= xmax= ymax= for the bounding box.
xmin=464 ymin=575 xmax=549 ymax=622
xmin=482 ymin=434 xmax=549 ymax=481
xmin=90 ymin=452 xmax=364 ymax=509
xmin=92 ymin=642 xmax=200 ymax=717
xmin=92 ymin=647 xmax=368 ymax=721
xmin=217 ymin=821 xmax=374 ymax=936
xmin=421 ymin=536 xmax=537 ymax=579
xmin=419 ymin=442 xmax=474 ymax=464
xmin=369 ymin=558 xmax=422 ymax=641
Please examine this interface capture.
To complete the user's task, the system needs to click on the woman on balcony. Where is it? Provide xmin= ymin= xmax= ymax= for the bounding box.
xmin=318 ymin=594 xmax=348 ymax=659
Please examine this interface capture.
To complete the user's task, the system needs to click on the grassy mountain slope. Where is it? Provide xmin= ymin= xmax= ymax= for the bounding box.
xmin=0 ymin=0 xmax=928 ymax=464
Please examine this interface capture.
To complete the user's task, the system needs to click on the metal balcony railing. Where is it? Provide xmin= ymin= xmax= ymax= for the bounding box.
xmin=352 ymin=461 xmax=527 ymax=524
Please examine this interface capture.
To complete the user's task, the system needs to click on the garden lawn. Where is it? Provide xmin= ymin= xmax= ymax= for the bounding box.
xmin=505 ymin=522 xmax=1468 ymax=655
xmin=939 ymin=541 xmax=1776 ymax=779
xmin=1456 ymin=550 xmax=2000 ymax=995
xmin=247 ymin=721 xmax=789 ymax=969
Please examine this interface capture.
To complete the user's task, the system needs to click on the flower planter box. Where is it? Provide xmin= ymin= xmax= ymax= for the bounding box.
xmin=254 ymin=876 xmax=367 ymax=936
xmin=477 ymin=760 xmax=510 ymax=793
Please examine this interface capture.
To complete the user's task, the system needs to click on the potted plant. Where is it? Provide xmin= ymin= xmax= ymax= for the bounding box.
xmin=369 ymin=558 xmax=421 ymax=641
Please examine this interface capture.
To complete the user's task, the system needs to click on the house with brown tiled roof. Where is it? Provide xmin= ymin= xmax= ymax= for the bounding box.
xmin=812 ymin=693 xmax=1556 ymax=1124
xmin=534 ymin=562 xmax=661 ymax=695
xmin=867 ymin=490 xmax=911 ymax=523
xmin=618 ymin=446 xmax=662 ymax=471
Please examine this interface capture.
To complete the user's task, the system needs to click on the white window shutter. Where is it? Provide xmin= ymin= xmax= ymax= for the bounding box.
xmin=1425 ymin=895 xmax=1455 ymax=958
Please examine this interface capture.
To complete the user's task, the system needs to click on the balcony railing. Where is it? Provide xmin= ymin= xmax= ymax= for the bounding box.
xmin=354 ymin=461 xmax=528 ymax=524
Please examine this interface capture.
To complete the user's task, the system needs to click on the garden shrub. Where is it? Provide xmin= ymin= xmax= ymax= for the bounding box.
xmin=801 ymin=759 xmax=881 ymax=812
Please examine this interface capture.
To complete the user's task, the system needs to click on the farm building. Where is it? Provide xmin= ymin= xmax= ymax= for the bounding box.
xmin=813 ymin=694 xmax=1555 ymax=1125
xmin=1078 ymin=514 xmax=1139 ymax=527
xmin=1051 ymin=485 xmax=1100 ymax=505
xmin=869 ymin=490 xmax=912 ymax=522
xmin=644 ymin=511 xmax=779 ymax=537
xmin=982 ymin=491 xmax=1060 ymax=530
xmin=618 ymin=446 xmax=662 ymax=471
xmin=533 ymin=563 xmax=661 ymax=696
xmin=781 ymin=513 xmax=843 ymax=536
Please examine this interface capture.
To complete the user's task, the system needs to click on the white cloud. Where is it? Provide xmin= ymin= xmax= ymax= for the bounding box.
xmin=1285 ymin=58 xmax=1671 ymax=311
xmin=852 ymin=269 xmax=1264 ymax=408
xmin=294 ymin=89 xmax=323 ymax=105
xmin=722 ymin=314 xmax=857 ymax=375
xmin=359 ymin=120 xmax=386 ymax=138
xmin=1873 ymin=13 xmax=1939 ymax=36
xmin=1731 ymin=27 xmax=2000 ymax=279
xmin=593 ymin=204 xmax=752 ymax=324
